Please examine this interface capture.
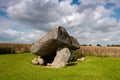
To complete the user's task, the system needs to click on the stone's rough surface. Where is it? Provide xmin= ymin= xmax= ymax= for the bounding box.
xmin=30 ymin=26 xmax=80 ymax=56
xmin=31 ymin=26 xmax=81 ymax=68
xmin=51 ymin=47 xmax=71 ymax=68
xmin=32 ymin=58 xmax=39 ymax=65
xmin=70 ymin=36 xmax=80 ymax=49
xmin=38 ymin=56 xmax=44 ymax=65
xmin=77 ymin=57 xmax=86 ymax=62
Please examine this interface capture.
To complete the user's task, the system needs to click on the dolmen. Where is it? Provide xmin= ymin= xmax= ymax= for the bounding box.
xmin=31 ymin=26 xmax=81 ymax=68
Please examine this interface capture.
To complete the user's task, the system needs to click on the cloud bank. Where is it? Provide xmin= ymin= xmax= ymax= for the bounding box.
xmin=0 ymin=0 xmax=120 ymax=45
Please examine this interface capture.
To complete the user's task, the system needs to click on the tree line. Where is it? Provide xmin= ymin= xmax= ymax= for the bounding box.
xmin=107 ymin=44 xmax=120 ymax=47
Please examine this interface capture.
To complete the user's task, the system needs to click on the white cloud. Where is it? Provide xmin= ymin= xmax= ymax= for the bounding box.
xmin=7 ymin=0 xmax=59 ymax=22
xmin=93 ymin=6 xmax=112 ymax=20
xmin=0 ymin=28 xmax=46 ymax=43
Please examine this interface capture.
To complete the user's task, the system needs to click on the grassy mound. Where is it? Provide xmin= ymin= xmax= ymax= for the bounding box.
xmin=0 ymin=53 xmax=120 ymax=80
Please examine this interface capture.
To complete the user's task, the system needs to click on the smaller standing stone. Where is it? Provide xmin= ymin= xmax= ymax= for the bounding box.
xmin=32 ymin=58 xmax=39 ymax=65
xmin=31 ymin=57 xmax=44 ymax=65
xmin=51 ymin=47 xmax=71 ymax=68
xmin=38 ymin=56 xmax=44 ymax=65
xmin=77 ymin=57 xmax=86 ymax=61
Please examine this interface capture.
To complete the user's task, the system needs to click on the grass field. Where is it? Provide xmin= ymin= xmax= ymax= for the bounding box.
xmin=0 ymin=53 xmax=120 ymax=80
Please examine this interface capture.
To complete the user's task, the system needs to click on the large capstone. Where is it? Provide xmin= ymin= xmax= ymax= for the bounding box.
xmin=31 ymin=26 xmax=80 ymax=68
xmin=31 ymin=26 xmax=80 ymax=56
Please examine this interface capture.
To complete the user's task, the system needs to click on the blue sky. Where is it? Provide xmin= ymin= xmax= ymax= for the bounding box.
xmin=112 ymin=8 xmax=120 ymax=21
xmin=0 ymin=0 xmax=120 ymax=46
xmin=0 ymin=7 xmax=8 ymax=18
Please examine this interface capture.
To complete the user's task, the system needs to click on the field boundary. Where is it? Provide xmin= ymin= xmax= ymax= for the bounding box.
xmin=80 ymin=46 xmax=120 ymax=58
xmin=0 ymin=43 xmax=32 ymax=53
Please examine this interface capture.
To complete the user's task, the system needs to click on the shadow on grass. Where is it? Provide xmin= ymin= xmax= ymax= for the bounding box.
xmin=67 ymin=62 xmax=77 ymax=66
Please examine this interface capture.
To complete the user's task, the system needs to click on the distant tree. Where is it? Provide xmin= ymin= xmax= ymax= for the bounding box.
xmin=116 ymin=45 xmax=120 ymax=47
xmin=112 ymin=44 xmax=115 ymax=46
xmin=89 ymin=44 xmax=92 ymax=46
xmin=107 ymin=44 xmax=110 ymax=47
xmin=111 ymin=44 xmax=120 ymax=47
xmin=97 ymin=44 xmax=102 ymax=46
xmin=82 ymin=44 xmax=87 ymax=46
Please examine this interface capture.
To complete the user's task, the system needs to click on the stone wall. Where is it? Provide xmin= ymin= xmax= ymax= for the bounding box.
xmin=0 ymin=43 xmax=32 ymax=53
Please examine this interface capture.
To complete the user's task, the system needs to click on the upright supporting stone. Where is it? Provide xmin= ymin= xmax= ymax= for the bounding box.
xmin=51 ymin=47 xmax=71 ymax=68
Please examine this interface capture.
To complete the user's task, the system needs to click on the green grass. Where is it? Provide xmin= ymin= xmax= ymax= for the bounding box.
xmin=0 ymin=53 xmax=120 ymax=80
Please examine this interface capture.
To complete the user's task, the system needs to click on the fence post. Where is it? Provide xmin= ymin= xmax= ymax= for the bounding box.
xmin=11 ymin=43 xmax=14 ymax=54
